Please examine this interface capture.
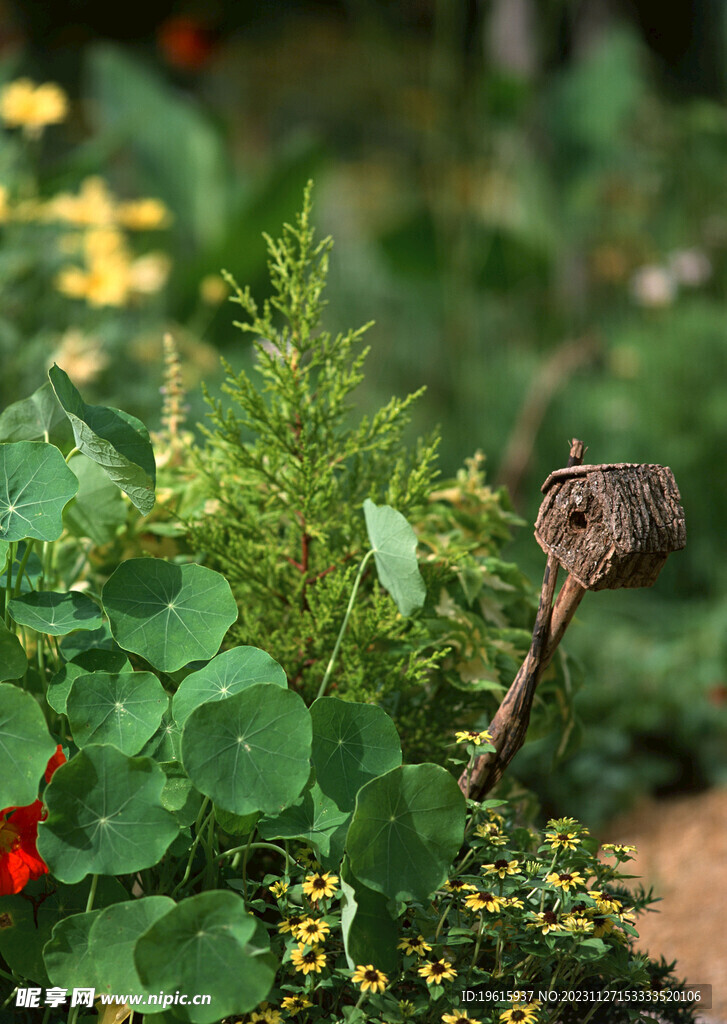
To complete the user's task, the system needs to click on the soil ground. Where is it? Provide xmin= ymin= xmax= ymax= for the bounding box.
xmin=605 ymin=787 xmax=727 ymax=1024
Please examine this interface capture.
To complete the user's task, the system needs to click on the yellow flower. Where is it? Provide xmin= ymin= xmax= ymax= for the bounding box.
xmin=302 ymin=871 xmax=338 ymax=902
xmin=601 ymin=843 xmax=637 ymax=858
xmin=545 ymin=870 xmax=585 ymax=892
xmin=47 ymin=330 xmax=108 ymax=386
xmin=294 ymin=917 xmax=330 ymax=945
xmin=587 ymin=889 xmax=622 ymax=914
xmin=463 ymin=890 xmax=504 ymax=913
xmin=290 ymin=943 xmax=326 ymax=975
xmin=526 ymin=910 xmax=563 ymax=934
xmin=249 ymin=1005 xmax=282 ymax=1023
xmin=0 ymin=78 xmax=68 ymax=137
xmin=116 ymin=197 xmax=171 ymax=230
xmin=418 ymin=959 xmax=457 ymax=984
xmin=352 ymin=964 xmax=388 ymax=993
xmin=544 ymin=830 xmax=580 ymax=850
xmin=199 ymin=273 xmax=229 ymax=304
xmin=455 ymin=729 xmax=492 ymax=746
xmin=442 ymin=1014 xmax=482 ymax=1024
xmin=269 ymin=880 xmax=289 ymax=898
xmin=280 ymin=994 xmax=312 ymax=1013
xmin=483 ymin=858 xmax=520 ymax=879
xmin=562 ymin=914 xmax=594 ymax=934
xmin=444 ymin=879 xmax=478 ymax=894
xmin=473 ymin=822 xmax=507 ymax=846
xmin=277 ymin=915 xmax=302 ymax=934
xmin=398 ymin=934 xmax=432 ymax=955
xmin=504 ymin=896 xmax=524 ymax=909
xmin=46 ymin=177 xmax=117 ymax=227
xmin=500 ymin=1001 xmax=539 ymax=1023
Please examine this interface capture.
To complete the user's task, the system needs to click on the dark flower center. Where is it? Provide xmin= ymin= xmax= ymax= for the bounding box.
xmin=482 ymin=891 xmax=494 ymax=902
xmin=559 ymin=873 xmax=572 ymax=882
xmin=365 ymin=970 xmax=380 ymax=982
xmin=312 ymin=877 xmax=326 ymax=889
xmin=495 ymin=859 xmax=509 ymax=870
xmin=512 ymin=1013 xmax=526 ymax=1022
xmin=431 ymin=963 xmax=445 ymax=976
xmin=303 ymin=951 xmax=318 ymax=963
xmin=543 ymin=910 xmax=558 ymax=924
xmin=558 ymin=832 xmax=569 ymax=840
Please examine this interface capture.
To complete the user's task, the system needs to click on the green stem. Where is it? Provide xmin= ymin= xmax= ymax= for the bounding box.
xmin=317 ymin=549 xmax=374 ymax=700
xmin=85 ymin=874 xmax=99 ymax=913
xmin=65 ymin=446 xmax=80 ymax=464
xmin=219 ymin=841 xmax=296 ymax=870
xmin=12 ymin=541 xmax=33 ymax=598
xmin=171 ymin=798 xmax=211 ymax=898
xmin=4 ymin=541 xmax=15 ymax=628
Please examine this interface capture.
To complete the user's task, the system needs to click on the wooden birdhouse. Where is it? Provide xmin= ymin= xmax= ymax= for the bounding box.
xmin=534 ymin=463 xmax=686 ymax=590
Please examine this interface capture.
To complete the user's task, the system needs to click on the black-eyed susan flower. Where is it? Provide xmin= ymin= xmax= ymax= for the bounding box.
xmin=545 ymin=870 xmax=585 ymax=892
xmin=290 ymin=943 xmax=327 ymax=975
xmin=591 ymin=914 xmax=616 ymax=937
xmin=504 ymin=896 xmax=525 ymax=909
xmin=269 ymin=880 xmax=289 ymax=898
xmin=0 ymin=78 xmax=68 ymax=137
xmin=352 ymin=964 xmax=388 ymax=993
xmin=500 ymin=1001 xmax=540 ymax=1022
xmin=587 ymin=889 xmax=623 ymax=914
xmin=455 ymin=729 xmax=493 ymax=746
xmin=418 ymin=959 xmax=457 ymax=984
xmin=544 ymin=830 xmax=580 ymax=850
xmin=601 ymin=843 xmax=637 ymax=857
xmin=302 ymin=871 xmax=338 ymax=902
xmin=444 ymin=879 xmax=478 ymax=894
xmin=441 ymin=1013 xmax=482 ymax=1024
xmin=562 ymin=914 xmax=594 ymax=933
xmin=463 ymin=890 xmax=504 ymax=913
xmin=398 ymin=934 xmax=433 ymax=955
xmin=280 ymin=994 xmax=312 ymax=1013
xmin=278 ymin=915 xmax=302 ymax=934
xmin=294 ymin=917 xmax=331 ymax=944
xmin=483 ymin=858 xmax=520 ymax=879
xmin=526 ymin=910 xmax=564 ymax=934
xmin=249 ymin=1004 xmax=282 ymax=1023
xmin=473 ymin=822 xmax=508 ymax=846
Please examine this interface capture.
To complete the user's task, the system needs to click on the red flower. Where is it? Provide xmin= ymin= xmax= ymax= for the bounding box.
xmin=0 ymin=745 xmax=66 ymax=896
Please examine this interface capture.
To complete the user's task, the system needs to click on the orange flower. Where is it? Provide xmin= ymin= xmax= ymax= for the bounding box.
xmin=0 ymin=745 xmax=66 ymax=895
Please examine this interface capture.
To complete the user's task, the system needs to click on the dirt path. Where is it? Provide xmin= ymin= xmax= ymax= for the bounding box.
xmin=604 ymin=788 xmax=727 ymax=1024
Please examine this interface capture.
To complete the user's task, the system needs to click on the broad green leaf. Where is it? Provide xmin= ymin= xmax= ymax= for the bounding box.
xmin=60 ymin=622 xmax=120 ymax=660
xmin=347 ymin=764 xmax=466 ymax=902
xmin=259 ymin=780 xmax=350 ymax=867
xmin=47 ymin=657 xmax=131 ymax=716
xmin=310 ymin=697 xmax=402 ymax=811
xmin=49 ymin=364 xmax=156 ymax=515
xmin=43 ymin=910 xmax=101 ymax=988
xmin=134 ymin=892 xmax=274 ymax=1022
xmin=363 ymin=499 xmax=426 ymax=616
xmin=340 ymin=858 xmax=398 ymax=973
xmin=38 ymin=744 xmax=179 ymax=883
xmin=0 ymin=683 xmax=57 ymax=806
xmin=214 ymin=806 xmax=259 ymax=836
xmin=64 ymin=453 xmax=127 ymax=545
xmin=159 ymin=761 xmax=204 ymax=827
xmin=0 ymin=875 xmax=128 ymax=985
xmin=0 ymin=381 xmax=65 ymax=442
xmin=0 ymin=618 xmax=27 ymax=680
xmin=8 ymin=591 xmax=103 ymax=636
xmin=140 ymin=703 xmax=182 ymax=761
xmin=0 ymin=441 xmax=78 ymax=542
xmin=66 ymin=671 xmax=167 ymax=754
xmin=87 ymin=896 xmax=175 ymax=1000
xmin=182 ymin=684 xmax=311 ymax=816
xmin=102 ymin=558 xmax=238 ymax=672
xmin=70 ymin=648 xmax=131 ymax=674
xmin=172 ymin=645 xmax=286 ymax=727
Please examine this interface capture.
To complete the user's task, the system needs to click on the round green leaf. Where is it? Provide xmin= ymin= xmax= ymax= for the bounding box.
xmin=102 ymin=558 xmax=238 ymax=671
xmin=47 ymin=655 xmax=132 ymax=716
xmin=0 ymin=381 xmax=66 ymax=442
xmin=0 ymin=441 xmax=78 ymax=542
xmin=340 ymin=858 xmax=398 ymax=974
xmin=64 ymin=453 xmax=127 ymax=545
xmin=43 ymin=910 xmax=101 ymax=988
xmin=134 ymin=891 xmax=274 ymax=1022
xmin=60 ymin=622 xmax=119 ymax=660
xmin=37 ymin=744 xmax=179 ymax=883
xmin=139 ymin=704 xmax=182 ymax=761
xmin=0 ymin=617 xmax=27 ymax=681
xmin=363 ymin=499 xmax=426 ymax=616
xmin=66 ymin=671 xmax=167 ymax=754
xmin=160 ymin=760 xmax=203 ymax=826
xmin=310 ymin=697 xmax=402 ymax=811
xmin=259 ymin=780 xmax=350 ymax=867
xmin=49 ymin=364 xmax=156 ymax=515
xmin=0 ymin=683 xmax=57 ymax=806
xmin=87 ymin=896 xmax=175 ymax=999
xmin=172 ymin=645 xmax=286 ymax=727
xmin=346 ymin=764 xmax=466 ymax=902
xmin=8 ymin=591 xmax=103 ymax=636
xmin=182 ymin=684 xmax=312 ymax=816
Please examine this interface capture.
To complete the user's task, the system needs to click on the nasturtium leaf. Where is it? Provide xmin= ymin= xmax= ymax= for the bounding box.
xmin=0 ymin=441 xmax=78 ymax=542
xmin=0 ymin=381 xmax=66 ymax=442
xmin=0 ymin=618 xmax=27 ymax=681
xmin=70 ymin=648 xmax=131 ymax=674
xmin=363 ymin=499 xmax=426 ymax=616
xmin=259 ymin=780 xmax=350 ymax=867
xmin=340 ymin=858 xmax=398 ymax=973
xmin=43 ymin=910 xmax=101 ymax=988
xmin=38 ymin=744 xmax=179 ymax=883
xmin=60 ymin=622 xmax=119 ymax=660
xmin=134 ymin=891 xmax=274 ymax=1022
xmin=87 ymin=896 xmax=175 ymax=999
xmin=214 ymin=806 xmax=259 ymax=836
xmin=8 ymin=590 xmax=103 ymax=636
xmin=172 ymin=645 xmax=287 ymax=727
xmin=0 ymin=683 xmax=57 ymax=806
xmin=66 ymin=670 xmax=167 ymax=754
xmin=310 ymin=697 xmax=402 ymax=811
xmin=64 ymin=453 xmax=127 ymax=545
xmin=139 ymin=704 xmax=182 ymax=761
xmin=102 ymin=558 xmax=238 ymax=671
xmin=0 ymin=875 xmax=127 ymax=985
xmin=182 ymin=684 xmax=311 ymax=816
xmin=346 ymin=764 xmax=466 ymax=902
xmin=160 ymin=761 xmax=204 ymax=827
xmin=49 ymin=364 xmax=156 ymax=515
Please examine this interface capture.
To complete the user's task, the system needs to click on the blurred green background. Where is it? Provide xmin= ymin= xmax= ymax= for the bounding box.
xmin=2 ymin=0 xmax=726 ymax=826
